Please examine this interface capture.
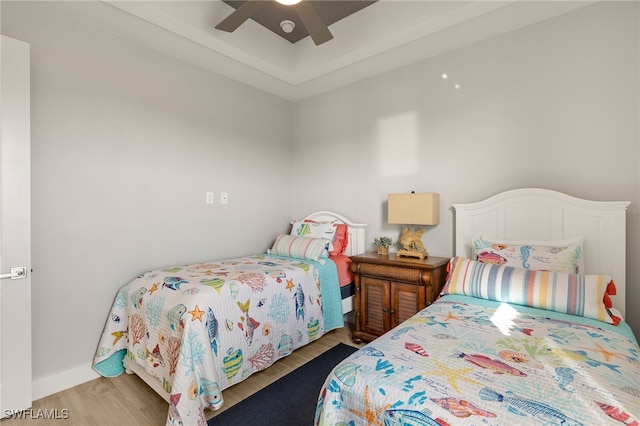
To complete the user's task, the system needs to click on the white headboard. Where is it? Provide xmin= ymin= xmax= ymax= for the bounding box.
xmin=453 ymin=188 xmax=630 ymax=316
xmin=303 ymin=211 xmax=367 ymax=256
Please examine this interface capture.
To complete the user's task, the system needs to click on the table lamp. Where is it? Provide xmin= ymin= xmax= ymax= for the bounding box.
xmin=388 ymin=192 xmax=439 ymax=259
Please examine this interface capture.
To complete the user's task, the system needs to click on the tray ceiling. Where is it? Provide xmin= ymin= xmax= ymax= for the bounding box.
xmin=55 ymin=1 xmax=594 ymax=101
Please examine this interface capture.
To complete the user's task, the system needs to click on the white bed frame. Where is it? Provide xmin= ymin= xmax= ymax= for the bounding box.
xmin=303 ymin=211 xmax=367 ymax=315
xmin=124 ymin=211 xmax=366 ymax=403
xmin=453 ymin=188 xmax=630 ymax=316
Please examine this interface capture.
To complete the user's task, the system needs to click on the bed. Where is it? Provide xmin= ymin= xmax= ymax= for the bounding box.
xmin=92 ymin=211 xmax=366 ymax=426
xmin=315 ymin=188 xmax=639 ymax=426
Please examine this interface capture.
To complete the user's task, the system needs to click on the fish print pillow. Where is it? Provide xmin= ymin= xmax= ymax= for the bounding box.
xmin=290 ymin=220 xmax=336 ymax=257
xmin=472 ymin=235 xmax=584 ymax=274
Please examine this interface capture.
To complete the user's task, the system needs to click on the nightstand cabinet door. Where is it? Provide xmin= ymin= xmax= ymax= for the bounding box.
xmin=392 ymin=282 xmax=426 ymax=328
xmin=351 ymin=253 xmax=449 ymax=344
xmin=360 ymin=277 xmax=390 ymax=336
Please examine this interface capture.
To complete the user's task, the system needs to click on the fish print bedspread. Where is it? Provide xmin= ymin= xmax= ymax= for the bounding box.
xmin=93 ymin=254 xmax=343 ymax=426
xmin=316 ymin=294 xmax=640 ymax=426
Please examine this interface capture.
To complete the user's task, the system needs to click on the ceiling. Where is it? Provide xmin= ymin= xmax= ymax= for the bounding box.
xmin=60 ymin=1 xmax=594 ymax=101
xmin=220 ymin=1 xmax=377 ymax=44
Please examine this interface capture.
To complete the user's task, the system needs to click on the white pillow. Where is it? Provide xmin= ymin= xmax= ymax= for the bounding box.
xmin=473 ymin=235 xmax=585 ymax=274
xmin=290 ymin=220 xmax=336 ymax=257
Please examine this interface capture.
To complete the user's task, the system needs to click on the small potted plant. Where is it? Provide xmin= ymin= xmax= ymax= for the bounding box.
xmin=373 ymin=236 xmax=393 ymax=255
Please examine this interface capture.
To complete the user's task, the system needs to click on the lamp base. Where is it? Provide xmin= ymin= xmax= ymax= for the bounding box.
xmin=397 ymin=249 xmax=428 ymax=259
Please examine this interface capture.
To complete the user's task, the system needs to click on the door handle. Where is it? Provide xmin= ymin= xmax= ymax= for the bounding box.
xmin=0 ymin=266 xmax=27 ymax=280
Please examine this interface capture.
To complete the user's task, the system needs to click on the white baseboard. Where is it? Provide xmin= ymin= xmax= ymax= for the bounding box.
xmin=32 ymin=363 xmax=100 ymax=401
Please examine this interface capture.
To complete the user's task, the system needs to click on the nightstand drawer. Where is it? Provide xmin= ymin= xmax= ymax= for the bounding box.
xmin=355 ymin=263 xmax=425 ymax=284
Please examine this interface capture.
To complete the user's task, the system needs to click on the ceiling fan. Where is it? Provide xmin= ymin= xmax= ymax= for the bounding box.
xmin=215 ymin=0 xmax=333 ymax=46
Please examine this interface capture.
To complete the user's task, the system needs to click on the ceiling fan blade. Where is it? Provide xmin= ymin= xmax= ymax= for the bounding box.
xmin=294 ymin=1 xmax=333 ymax=46
xmin=215 ymin=1 xmax=266 ymax=32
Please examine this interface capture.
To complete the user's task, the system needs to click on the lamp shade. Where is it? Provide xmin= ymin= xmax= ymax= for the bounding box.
xmin=388 ymin=193 xmax=440 ymax=225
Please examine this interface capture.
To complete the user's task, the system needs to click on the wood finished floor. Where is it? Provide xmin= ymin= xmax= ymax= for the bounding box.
xmin=1 ymin=324 xmax=362 ymax=425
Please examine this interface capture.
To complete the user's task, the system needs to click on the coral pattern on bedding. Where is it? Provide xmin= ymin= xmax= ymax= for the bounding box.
xmin=93 ymin=254 xmax=343 ymax=426
xmin=315 ymin=294 xmax=639 ymax=426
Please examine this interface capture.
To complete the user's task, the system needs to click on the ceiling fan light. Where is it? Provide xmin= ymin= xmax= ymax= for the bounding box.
xmin=276 ymin=0 xmax=302 ymax=5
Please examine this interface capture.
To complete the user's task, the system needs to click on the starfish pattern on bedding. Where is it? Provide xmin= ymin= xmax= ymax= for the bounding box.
xmin=348 ymin=385 xmax=391 ymax=426
xmin=111 ymin=331 xmax=125 ymax=345
xmin=443 ymin=311 xmax=461 ymax=322
xmin=423 ymin=359 xmax=483 ymax=393
xmin=286 ymin=279 xmax=295 ymax=291
xmin=189 ymin=305 xmax=204 ymax=321
xmin=579 ymin=342 xmax=628 ymax=363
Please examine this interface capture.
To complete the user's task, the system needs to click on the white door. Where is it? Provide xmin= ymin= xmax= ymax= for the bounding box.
xmin=0 ymin=35 xmax=32 ymax=415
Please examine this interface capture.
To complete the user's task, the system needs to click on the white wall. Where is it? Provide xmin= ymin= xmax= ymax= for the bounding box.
xmin=1 ymin=1 xmax=293 ymax=384
xmin=292 ymin=2 xmax=640 ymax=336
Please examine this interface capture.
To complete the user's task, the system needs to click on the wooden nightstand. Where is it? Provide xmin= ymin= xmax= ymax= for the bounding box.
xmin=350 ymin=253 xmax=449 ymax=343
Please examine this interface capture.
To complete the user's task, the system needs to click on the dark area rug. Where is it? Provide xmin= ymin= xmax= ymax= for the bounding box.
xmin=208 ymin=342 xmax=358 ymax=425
